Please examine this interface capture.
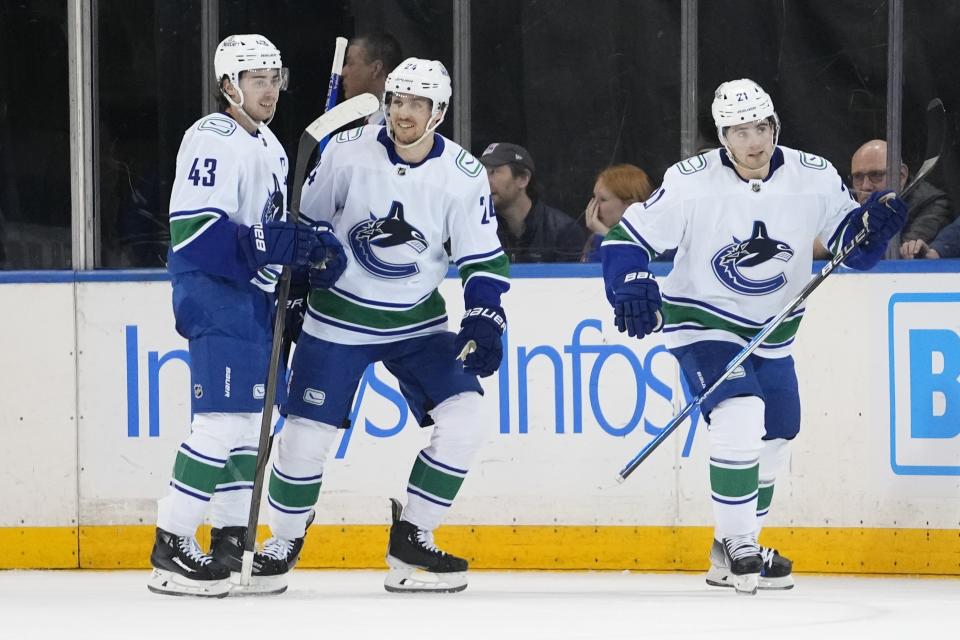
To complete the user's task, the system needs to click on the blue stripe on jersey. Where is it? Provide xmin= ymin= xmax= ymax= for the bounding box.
xmin=329 ymin=286 xmax=433 ymax=310
xmin=662 ymin=293 xmax=804 ymax=327
xmin=170 ymin=206 xmax=231 ymax=221
xmin=307 ymin=309 xmax=448 ymax=337
xmin=455 ymin=247 xmax=504 ymax=266
xmin=619 ymin=218 xmax=659 ymax=257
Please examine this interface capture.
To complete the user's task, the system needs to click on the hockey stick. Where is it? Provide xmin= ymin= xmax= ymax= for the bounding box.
xmin=239 ymin=92 xmax=380 ymax=586
xmin=317 ymin=37 xmax=348 ymax=155
xmin=278 ymin=37 xmax=347 ymax=368
xmin=616 ymin=97 xmax=946 ymax=483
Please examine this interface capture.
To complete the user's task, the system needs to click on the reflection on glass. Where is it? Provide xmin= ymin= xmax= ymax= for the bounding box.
xmin=0 ymin=0 xmax=71 ymax=269
xmin=97 ymin=0 xmax=202 ymax=268
xmin=472 ymin=0 xmax=682 ymax=262
xmin=900 ymin=1 xmax=960 ymax=261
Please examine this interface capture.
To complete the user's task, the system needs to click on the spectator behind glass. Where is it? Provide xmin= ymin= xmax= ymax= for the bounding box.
xmin=581 ymin=164 xmax=653 ymax=262
xmin=901 ymin=214 xmax=960 ymax=259
xmin=849 ymin=140 xmax=956 ymax=258
xmin=342 ymin=32 xmax=403 ymax=125
xmin=481 ymin=142 xmax=585 ymax=263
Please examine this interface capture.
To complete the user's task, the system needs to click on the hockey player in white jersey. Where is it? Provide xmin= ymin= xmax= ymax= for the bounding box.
xmin=148 ymin=34 xmax=346 ymax=598
xmin=602 ymin=79 xmax=907 ymax=595
xmin=264 ymin=57 xmax=509 ymax=593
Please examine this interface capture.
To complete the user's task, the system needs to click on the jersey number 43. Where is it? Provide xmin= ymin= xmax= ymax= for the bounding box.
xmin=188 ymin=157 xmax=217 ymax=187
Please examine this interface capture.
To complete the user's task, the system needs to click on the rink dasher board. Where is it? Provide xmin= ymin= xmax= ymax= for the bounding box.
xmin=0 ymin=263 xmax=958 ymax=573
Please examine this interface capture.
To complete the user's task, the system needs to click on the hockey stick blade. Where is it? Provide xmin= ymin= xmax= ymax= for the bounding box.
xmin=290 ymin=93 xmax=380 ymax=219
xmin=615 ymin=97 xmax=946 ymax=484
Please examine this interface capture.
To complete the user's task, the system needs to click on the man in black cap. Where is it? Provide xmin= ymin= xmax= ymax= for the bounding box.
xmin=480 ymin=142 xmax=584 ymax=262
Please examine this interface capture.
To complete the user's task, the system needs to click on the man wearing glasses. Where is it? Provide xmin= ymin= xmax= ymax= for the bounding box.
xmin=849 ymin=139 xmax=956 ymax=258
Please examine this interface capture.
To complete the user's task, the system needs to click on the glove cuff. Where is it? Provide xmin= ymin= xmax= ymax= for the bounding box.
xmin=462 ymin=306 xmax=506 ymax=334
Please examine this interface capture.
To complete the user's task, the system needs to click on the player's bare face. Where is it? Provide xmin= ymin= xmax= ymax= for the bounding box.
xmin=389 ymin=94 xmax=432 ymax=145
xmin=726 ymin=120 xmax=775 ymax=173
xmin=237 ymin=69 xmax=283 ymax=122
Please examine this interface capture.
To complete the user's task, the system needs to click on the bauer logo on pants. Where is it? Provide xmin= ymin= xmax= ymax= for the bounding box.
xmin=888 ymin=292 xmax=960 ymax=476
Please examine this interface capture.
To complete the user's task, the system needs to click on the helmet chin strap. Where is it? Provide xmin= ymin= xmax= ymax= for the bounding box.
xmin=390 ymin=109 xmax=446 ymax=150
xmin=223 ymin=85 xmax=272 ymax=130
xmin=718 ymin=124 xmax=779 ymax=177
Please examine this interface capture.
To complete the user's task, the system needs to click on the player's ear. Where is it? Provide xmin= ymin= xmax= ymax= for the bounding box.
xmin=220 ymin=76 xmax=237 ymax=99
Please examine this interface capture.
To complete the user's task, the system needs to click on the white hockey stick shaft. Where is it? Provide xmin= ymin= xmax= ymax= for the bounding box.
xmin=240 ymin=93 xmax=380 ymax=586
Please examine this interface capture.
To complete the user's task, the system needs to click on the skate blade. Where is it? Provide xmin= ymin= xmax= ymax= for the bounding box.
xmin=706 ymin=568 xmax=794 ymax=591
xmin=384 ymin=557 xmax=467 ymax=594
xmin=732 ymin=573 xmax=759 ymax=596
xmin=147 ymin=568 xmax=231 ymax=598
xmin=226 ymin=572 xmax=288 ymax=596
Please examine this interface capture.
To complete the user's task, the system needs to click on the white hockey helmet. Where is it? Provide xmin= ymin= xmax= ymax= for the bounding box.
xmin=382 ymin=57 xmax=452 ymax=135
xmin=711 ymin=78 xmax=780 ymax=146
xmin=214 ymin=34 xmax=288 ymax=92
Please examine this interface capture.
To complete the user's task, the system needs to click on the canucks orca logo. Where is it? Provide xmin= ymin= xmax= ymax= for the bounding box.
xmin=349 ymin=200 xmax=428 ymax=278
xmin=261 ymin=174 xmax=284 ymax=223
xmin=711 ymin=220 xmax=794 ymax=295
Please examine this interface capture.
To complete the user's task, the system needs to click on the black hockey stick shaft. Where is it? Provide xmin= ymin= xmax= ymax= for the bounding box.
xmin=240 ymin=93 xmax=379 ymax=584
xmin=617 ymin=97 xmax=946 ymax=483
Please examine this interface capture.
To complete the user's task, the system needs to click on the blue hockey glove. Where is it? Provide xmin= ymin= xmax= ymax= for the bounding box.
xmin=283 ymin=267 xmax=310 ymax=344
xmin=858 ymin=190 xmax=908 ymax=249
xmin=612 ymin=270 xmax=663 ymax=338
xmin=239 ymin=221 xmax=321 ymax=271
xmin=454 ymin=306 xmax=506 ymax=378
xmin=307 ymin=230 xmax=347 ymax=290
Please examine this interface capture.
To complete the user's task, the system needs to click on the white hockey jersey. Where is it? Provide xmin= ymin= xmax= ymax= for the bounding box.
xmin=167 ymin=113 xmax=288 ymax=290
xmin=299 ymin=126 xmax=509 ymax=345
xmin=604 ymin=146 xmax=859 ymax=358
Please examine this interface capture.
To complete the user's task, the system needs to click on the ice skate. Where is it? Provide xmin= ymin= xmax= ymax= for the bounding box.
xmin=147 ymin=528 xmax=231 ymax=598
xmin=712 ymin=535 xmax=762 ymax=595
xmin=384 ymin=498 xmax=467 ymax=593
xmin=706 ymin=538 xmax=794 ymax=590
xmin=210 ymin=511 xmax=314 ymax=596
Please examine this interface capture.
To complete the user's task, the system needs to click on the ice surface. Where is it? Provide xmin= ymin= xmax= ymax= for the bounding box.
xmin=0 ymin=570 xmax=957 ymax=640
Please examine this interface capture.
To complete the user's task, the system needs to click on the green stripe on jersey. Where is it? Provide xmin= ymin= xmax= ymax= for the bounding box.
xmin=710 ymin=462 xmax=759 ymax=499
xmin=458 ymin=254 xmax=510 ymax=285
xmin=268 ymin=470 xmax=322 ymax=510
xmin=308 ymin=288 xmax=446 ymax=330
xmin=170 ymin=212 xmax=220 ymax=248
xmin=172 ymin=451 xmax=224 ymax=494
xmin=408 ymin=457 xmax=465 ymax=502
xmin=603 ymin=224 xmax=635 ymax=244
xmin=662 ymin=301 xmax=803 ymax=344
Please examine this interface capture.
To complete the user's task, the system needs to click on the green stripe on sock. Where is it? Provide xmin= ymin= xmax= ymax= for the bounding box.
xmin=408 ymin=457 xmax=465 ymax=502
xmin=218 ymin=453 xmax=256 ymax=484
xmin=268 ymin=470 xmax=322 ymax=509
xmin=172 ymin=451 xmax=223 ymax=494
xmin=710 ymin=463 xmax=759 ymax=499
xmin=757 ymin=484 xmax=775 ymax=512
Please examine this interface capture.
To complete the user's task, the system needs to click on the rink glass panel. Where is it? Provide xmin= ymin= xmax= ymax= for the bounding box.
xmin=0 ymin=0 xmax=71 ymax=269
xmin=95 ymin=1 xmax=202 ymax=268
xmin=470 ymin=0 xmax=683 ymax=253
